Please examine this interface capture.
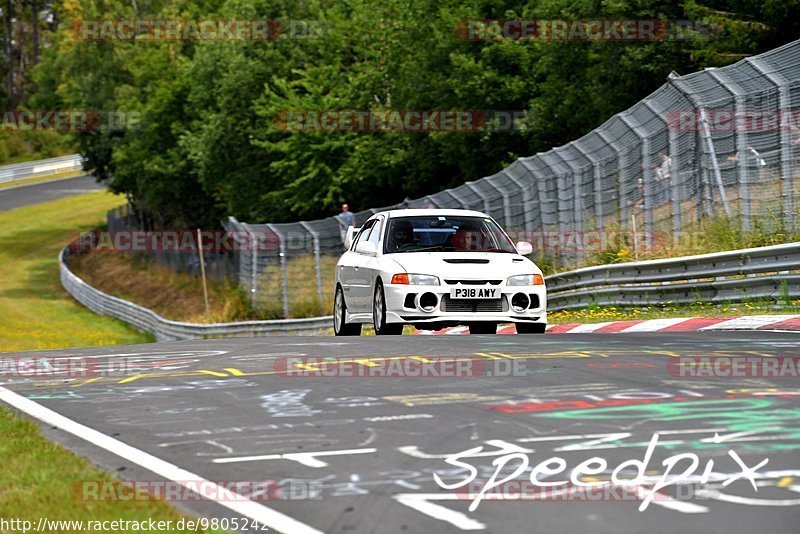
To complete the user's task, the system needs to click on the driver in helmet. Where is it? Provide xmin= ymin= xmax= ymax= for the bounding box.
xmin=388 ymin=220 xmax=415 ymax=251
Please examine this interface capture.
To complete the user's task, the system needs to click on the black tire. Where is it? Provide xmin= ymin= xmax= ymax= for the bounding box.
xmin=373 ymin=282 xmax=403 ymax=335
xmin=516 ymin=322 xmax=546 ymax=334
xmin=334 ymin=286 xmax=361 ymax=336
xmin=468 ymin=322 xmax=497 ymax=335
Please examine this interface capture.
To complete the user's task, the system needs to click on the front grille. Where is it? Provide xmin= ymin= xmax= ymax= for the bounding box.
xmin=442 ymin=296 xmax=506 ymax=313
xmin=444 ymin=279 xmax=502 ymax=285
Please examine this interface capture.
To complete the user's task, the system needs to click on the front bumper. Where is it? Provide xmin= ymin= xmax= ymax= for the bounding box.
xmin=383 ymin=282 xmax=547 ymax=326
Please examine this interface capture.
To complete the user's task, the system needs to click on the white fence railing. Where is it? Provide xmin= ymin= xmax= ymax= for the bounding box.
xmin=0 ymin=154 xmax=83 ymax=184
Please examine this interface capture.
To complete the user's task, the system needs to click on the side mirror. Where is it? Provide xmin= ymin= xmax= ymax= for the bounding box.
xmin=356 ymin=240 xmax=378 ymax=256
xmin=516 ymin=241 xmax=533 ymax=255
xmin=344 ymin=226 xmax=359 ymax=250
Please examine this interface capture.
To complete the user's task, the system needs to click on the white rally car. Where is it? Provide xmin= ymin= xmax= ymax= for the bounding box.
xmin=333 ymin=209 xmax=547 ymax=335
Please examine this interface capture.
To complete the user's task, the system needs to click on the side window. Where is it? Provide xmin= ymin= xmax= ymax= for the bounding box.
xmin=351 ymin=220 xmax=374 ymax=251
xmin=367 ymin=219 xmax=382 ymax=247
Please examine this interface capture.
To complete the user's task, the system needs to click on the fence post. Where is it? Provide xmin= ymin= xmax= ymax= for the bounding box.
xmin=267 ymin=223 xmax=290 ymax=318
xmin=552 ymin=146 xmax=586 ymax=261
xmin=539 ymin=153 xmax=570 ymax=260
xmin=705 ymin=67 xmax=752 ymax=230
xmin=643 ymin=97 xmax=684 ymax=242
xmin=574 ymin=140 xmax=604 ymax=235
xmin=448 ymin=187 xmax=472 ymax=210
xmin=596 ymin=129 xmax=629 ymax=234
xmin=669 ymin=76 xmax=727 ymax=220
xmin=506 ymin=162 xmax=536 ymax=232
xmin=748 ymin=57 xmax=795 ymax=229
xmin=464 ymin=181 xmax=492 ymax=216
xmin=619 ymin=113 xmax=654 ymax=251
xmin=299 ymin=221 xmax=324 ymax=305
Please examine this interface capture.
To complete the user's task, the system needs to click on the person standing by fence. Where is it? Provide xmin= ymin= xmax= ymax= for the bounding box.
xmin=337 ymin=203 xmax=355 ymax=247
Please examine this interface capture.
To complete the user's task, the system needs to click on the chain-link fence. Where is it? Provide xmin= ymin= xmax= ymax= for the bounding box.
xmin=89 ymin=41 xmax=798 ymax=318
xmin=222 ymin=40 xmax=800 ymax=317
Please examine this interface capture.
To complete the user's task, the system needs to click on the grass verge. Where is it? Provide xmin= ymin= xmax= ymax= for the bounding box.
xmin=0 ymin=191 xmax=221 ymax=533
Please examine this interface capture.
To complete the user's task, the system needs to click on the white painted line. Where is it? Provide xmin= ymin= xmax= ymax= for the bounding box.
xmin=700 ymin=315 xmax=800 ymax=331
xmin=213 ymin=447 xmax=376 ymax=467
xmin=0 ymin=386 xmax=323 ymax=534
xmin=620 ymin=317 xmax=693 ymax=333
xmin=393 ymin=494 xmax=486 ymax=530
xmin=568 ymin=322 xmax=615 ymax=333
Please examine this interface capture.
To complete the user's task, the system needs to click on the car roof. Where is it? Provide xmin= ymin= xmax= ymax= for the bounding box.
xmin=376 ymin=208 xmax=489 ymax=219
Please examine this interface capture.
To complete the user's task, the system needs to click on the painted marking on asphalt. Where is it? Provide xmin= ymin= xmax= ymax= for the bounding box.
xmin=0 ymin=386 xmax=322 ymax=534
xmin=620 ymin=317 xmax=693 ymax=332
xmin=701 ymin=315 xmax=800 ymax=330
xmin=213 ymin=447 xmax=377 ymax=467
xmin=393 ymin=494 xmax=486 ymax=530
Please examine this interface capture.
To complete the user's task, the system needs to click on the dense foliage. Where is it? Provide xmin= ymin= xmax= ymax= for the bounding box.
xmin=14 ymin=0 xmax=800 ymax=226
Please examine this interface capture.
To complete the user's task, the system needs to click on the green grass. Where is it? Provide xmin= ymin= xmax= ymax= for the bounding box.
xmin=0 ymin=191 xmax=151 ymax=351
xmin=0 ymin=191 xmax=223 ymax=533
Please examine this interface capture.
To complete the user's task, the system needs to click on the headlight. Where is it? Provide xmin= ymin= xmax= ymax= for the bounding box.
xmin=391 ymin=273 xmax=440 ymax=285
xmin=507 ymin=274 xmax=544 ymax=286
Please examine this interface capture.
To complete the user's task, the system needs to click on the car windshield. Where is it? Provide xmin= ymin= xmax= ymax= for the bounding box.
xmin=383 ymin=215 xmax=517 ymax=254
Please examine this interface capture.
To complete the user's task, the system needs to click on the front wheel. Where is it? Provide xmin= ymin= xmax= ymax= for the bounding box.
xmin=373 ymin=282 xmax=403 ymax=335
xmin=516 ymin=323 xmax=546 ymax=334
xmin=468 ymin=323 xmax=497 ymax=335
xmin=334 ymin=286 xmax=361 ymax=336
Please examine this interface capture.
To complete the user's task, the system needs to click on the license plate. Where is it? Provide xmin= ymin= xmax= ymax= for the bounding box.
xmin=449 ymin=287 xmax=500 ymax=299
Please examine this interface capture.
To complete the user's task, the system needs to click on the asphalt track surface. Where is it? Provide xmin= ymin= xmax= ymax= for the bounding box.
xmin=2 ymin=331 xmax=800 ymax=533
xmin=0 ymin=174 xmax=104 ymax=212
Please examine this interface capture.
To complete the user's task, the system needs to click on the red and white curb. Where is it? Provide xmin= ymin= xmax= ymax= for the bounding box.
xmin=413 ymin=315 xmax=800 ymax=335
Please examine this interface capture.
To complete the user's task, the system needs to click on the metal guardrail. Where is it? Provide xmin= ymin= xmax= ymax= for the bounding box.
xmin=0 ymin=154 xmax=83 ymax=184
xmin=545 ymin=242 xmax=800 ymax=310
xmin=60 ymin=248 xmax=332 ymax=341
xmin=60 ymin=242 xmax=799 ymax=339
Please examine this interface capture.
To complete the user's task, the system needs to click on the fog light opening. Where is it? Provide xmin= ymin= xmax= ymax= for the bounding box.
xmin=511 ymin=292 xmax=530 ymax=313
xmin=418 ymin=292 xmax=439 ymax=313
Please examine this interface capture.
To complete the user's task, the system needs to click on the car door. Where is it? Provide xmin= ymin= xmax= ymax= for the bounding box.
xmin=355 ymin=216 xmax=384 ymax=311
xmin=338 ymin=220 xmax=374 ymax=312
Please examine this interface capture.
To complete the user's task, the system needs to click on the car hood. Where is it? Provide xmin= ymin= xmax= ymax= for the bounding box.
xmin=386 ymin=252 xmax=541 ymax=279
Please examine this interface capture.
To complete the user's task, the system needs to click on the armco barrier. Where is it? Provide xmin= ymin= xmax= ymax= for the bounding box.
xmin=60 ymin=248 xmax=332 ymax=341
xmin=0 ymin=154 xmax=83 ymax=184
xmin=60 ymin=242 xmax=799 ymax=340
xmin=547 ymin=242 xmax=800 ymax=310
